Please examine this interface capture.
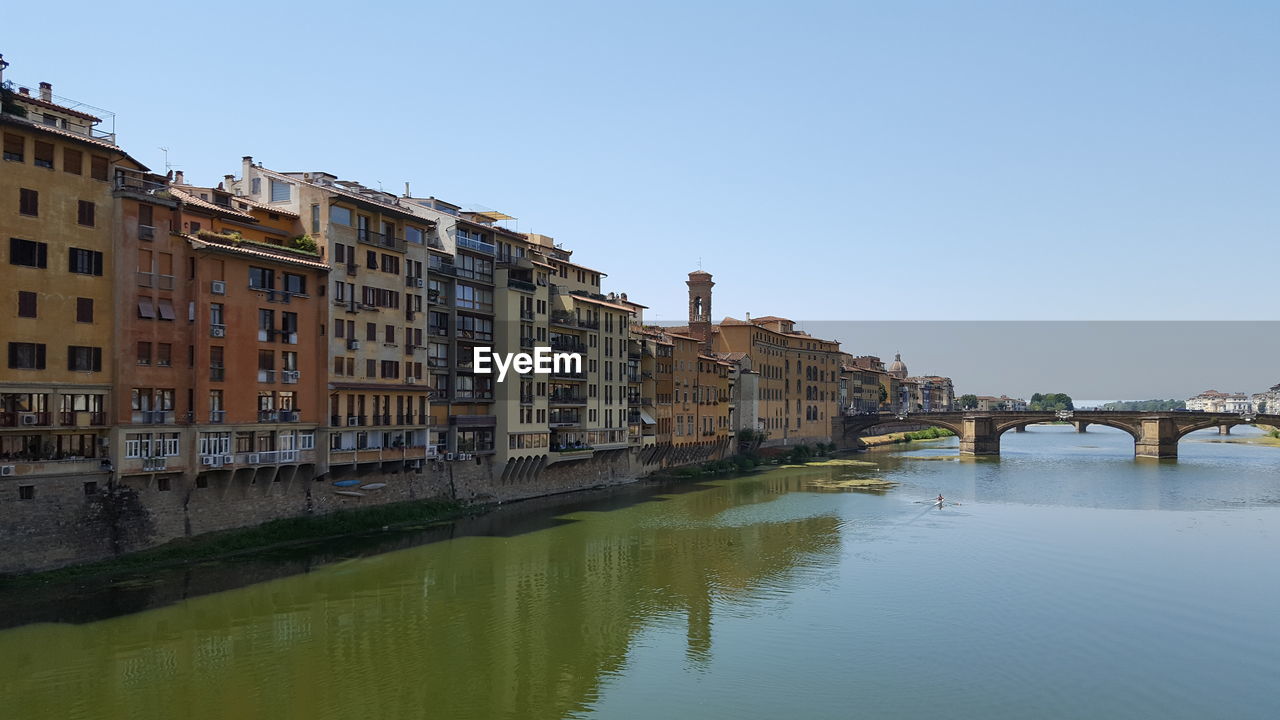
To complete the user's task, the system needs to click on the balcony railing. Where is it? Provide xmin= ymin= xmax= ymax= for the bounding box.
xmin=550 ymin=339 xmax=585 ymax=353
xmin=58 ymin=411 xmax=105 ymax=426
xmin=1 ymin=411 xmax=51 ymax=427
xmin=548 ymin=393 xmax=587 ymax=405
xmin=520 ymin=337 xmax=535 ymax=349
xmin=455 ymin=329 xmax=493 ymax=342
xmin=210 ymin=323 xmax=226 ymax=338
xmin=131 ymin=410 xmax=173 ymax=424
xmin=508 ymin=278 xmax=536 ymax=293
xmin=138 ymin=224 xmax=155 ymax=241
xmin=210 ymin=366 xmax=225 ymax=382
xmin=258 ymin=369 xmax=276 ymax=383
xmin=456 ymin=235 xmax=495 ymax=254
xmin=114 ymin=173 xmax=165 ymax=195
xmin=209 ymin=410 xmax=226 ymax=424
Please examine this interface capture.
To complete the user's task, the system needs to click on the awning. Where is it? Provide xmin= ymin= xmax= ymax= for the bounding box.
xmin=638 ymin=409 xmax=657 ymax=425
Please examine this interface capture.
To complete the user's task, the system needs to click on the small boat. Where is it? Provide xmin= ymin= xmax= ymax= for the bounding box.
xmin=333 ymin=479 xmax=361 ymax=487
xmin=361 ymin=483 xmax=387 ymax=490
xmin=334 ymin=490 xmax=365 ymax=497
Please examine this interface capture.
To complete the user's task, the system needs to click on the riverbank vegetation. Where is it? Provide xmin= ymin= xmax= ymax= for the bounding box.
xmin=1102 ymin=399 xmax=1187 ymax=411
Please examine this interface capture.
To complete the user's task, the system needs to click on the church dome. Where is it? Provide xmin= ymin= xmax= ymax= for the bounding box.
xmin=888 ymin=353 xmax=908 ymax=379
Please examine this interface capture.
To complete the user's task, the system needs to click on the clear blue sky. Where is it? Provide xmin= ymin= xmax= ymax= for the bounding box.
xmin=5 ymin=1 xmax=1276 ymax=323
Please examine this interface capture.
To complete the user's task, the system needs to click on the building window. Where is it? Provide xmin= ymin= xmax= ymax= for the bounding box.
xmin=18 ymin=486 xmax=35 ymax=501
xmin=64 ymin=148 xmax=82 ymax=175
xmin=283 ymin=273 xmax=306 ymax=295
xmin=90 ymin=155 xmax=108 ymax=181
xmin=19 ymin=188 xmax=38 ymax=216
xmin=330 ymin=205 xmax=352 ymax=226
xmin=17 ymin=291 xmax=36 ymax=318
xmin=33 ymin=141 xmax=54 ymax=169
xmin=3 ymin=133 xmax=23 ymax=162
xmin=157 ymin=343 xmax=172 ymax=367
xmin=157 ymin=477 xmax=172 ymax=492
xmin=77 ymin=201 xmax=95 ymax=227
xmin=76 ymin=297 xmax=93 ymax=323
xmin=68 ymin=248 xmax=104 ymax=275
xmin=67 ymin=345 xmax=102 ymax=372
xmin=249 ymin=266 xmax=274 ymax=290
xmin=269 ymin=179 xmax=291 ymax=202
xmin=251 ymin=177 xmax=262 ymax=195
xmin=137 ymin=341 xmax=152 ymax=365
xmin=138 ymin=296 xmax=156 ymax=319
xmin=157 ymin=298 xmax=175 ymax=320
xmin=311 ymin=204 xmax=320 ymax=233
xmin=8 ymin=342 xmax=46 ymax=369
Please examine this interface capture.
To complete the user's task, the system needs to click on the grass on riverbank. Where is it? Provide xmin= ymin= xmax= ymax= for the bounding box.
xmin=0 ymin=498 xmax=470 ymax=587
xmin=861 ymin=427 xmax=956 ymax=447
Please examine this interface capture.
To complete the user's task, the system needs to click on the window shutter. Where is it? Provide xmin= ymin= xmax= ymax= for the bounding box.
xmin=37 ymin=243 xmax=47 ymax=268
xmin=35 ymin=344 xmax=46 ymax=369
xmin=93 ymin=347 xmax=102 ymax=371
xmin=93 ymin=251 xmax=103 ymax=276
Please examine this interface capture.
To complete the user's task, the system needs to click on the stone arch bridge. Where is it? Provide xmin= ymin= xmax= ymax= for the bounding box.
xmin=839 ymin=411 xmax=1280 ymax=459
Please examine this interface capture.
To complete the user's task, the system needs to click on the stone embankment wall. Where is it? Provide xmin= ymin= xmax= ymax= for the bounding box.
xmin=0 ymin=442 xmax=729 ymax=575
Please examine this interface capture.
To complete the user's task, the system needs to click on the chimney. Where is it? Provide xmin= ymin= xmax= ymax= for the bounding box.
xmin=241 ymin=156 xmax=254 ymax=185
xmin=39 ymin=82 xmax=52 ymax=102
xmin=174 ymin=170 xmax=185 ymax=185
xmin=404 ymin=181 xmax=411 ymax=198
xmin=0 ymin=55 xmax=8 ymax=86
xmin=18 ymin=87 xmax=29 ymax=96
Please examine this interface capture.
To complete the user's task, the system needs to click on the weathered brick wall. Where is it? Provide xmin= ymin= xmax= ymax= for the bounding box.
xmin=0 ymin=446 xmax=697 ymax=575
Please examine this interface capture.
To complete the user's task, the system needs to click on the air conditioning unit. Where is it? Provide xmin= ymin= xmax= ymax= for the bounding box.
xmin=347 ymin=417 xmax=359 ymax=426
xmin=283 ymin=370 xmax=300 ymax=383
xmin=408 ymin=459 xmax=422 ymax=469
xmin=201 ymin=455 xmax=215 ymax=467
xmin=415 ymin=278 xmax=425 ymax=288
xmin=20 ymin=413 xmax=39 ymax=426
xmin=211 ymin=280 xmax=226 ymax=295
xmin=405 ymin=376 xmax=417 ymax=384
xmin=0 ymin=466 xmax=15 ymax=477
xmin=221 ymin=454 xmax=235 ymax=465
xmin=347 ymin=339 xmax=361 ymax=350
xmin=445 ymin=452 xmax=455 ymax=461
xmin=211 ymin=326 xmax=226 ymax=338
xmin=247 ymin=453 xmax=261 ymax=464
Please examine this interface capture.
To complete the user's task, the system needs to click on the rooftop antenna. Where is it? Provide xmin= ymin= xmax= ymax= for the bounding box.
xmin=158 ymin=146 xmax=174 ymax=174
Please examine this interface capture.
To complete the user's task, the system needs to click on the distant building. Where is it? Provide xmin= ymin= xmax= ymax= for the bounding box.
xmin=1186 ymin=390 xmax=1250 ymax=413
xmin=1250 ymin=384 xmax=1280 ymax=414
xmin=975 ymin=395 xmax=1027 ymax=411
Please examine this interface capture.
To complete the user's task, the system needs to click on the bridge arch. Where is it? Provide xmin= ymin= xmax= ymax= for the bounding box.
xmin=994 ymin=417 xmax=1140 ymax=441
xmin=840 ymin=415 xmax=964 ymax=439
xmin=1173 ymin=417 xmax=1267 ymax=442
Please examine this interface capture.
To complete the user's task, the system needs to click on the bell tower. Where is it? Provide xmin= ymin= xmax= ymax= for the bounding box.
xmin=687 ymin=270 xmax=714 ymax=342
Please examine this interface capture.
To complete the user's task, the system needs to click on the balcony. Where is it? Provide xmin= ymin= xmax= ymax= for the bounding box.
xmin=210 ymin=323 xmax=227 ymax=339
xmin=114 ymin=173 xmax=164 ymax=195
xmin=209 ymin=366 xmax=225 ymax=382
xmin=331 ymin=223 xmax=404 ymax=252
xmin=345 ymin=262 xmax=358 ymax=277
xmin=519 ymin=393 xmax=534 ymax=404
xmin=138 ymin=224 xmax=155 ymax=241
xmin=131 ymin=410 xmax=173 ymax=424
xmin=550 ymin=311 xmax=578 ymax=329
xmin=549 ymin=369 xmax=586 ymax=381
xmin=548 ymin=393 xmax=587 ymax=406
xmin=257 ymin=369 xmax=276 ymax=383
xmin=0 ymin=411 xmax=51 ymax=427
xmin=428 ymin=258 xmax=457 ymax=277
xmin=456 ymin=234 xmax=495 ymax=255
xmin=550 ymin=339 xmax=585 ymax=353
xmin=332 ymin=415 xmax=368 ymax=427
xmin=627 ymin=372 xmax=641 ymax=383
xmin=58 ymin=411 xmax=106 ymax=427
xmin=455 ymin=329 xmax=493 ymax=343
xmin=282 ymin=370 xmax=300 ymax=384
xmin=279 ymin=410 xmax=300 ymax=422
xmin=209 ymin=410 xmax=226 ymax=424
xmin=520 ymin=337 xmax=535 ymax=349
xmin=508 ymin=278 xmax=536 ymax=293
xmin=0 ymin=456 xmax=106 ymax=478
xmin=548 ymin=413 xmax=581 ymax=427
xmin=136 ymin=271 xmax=174 ymax=290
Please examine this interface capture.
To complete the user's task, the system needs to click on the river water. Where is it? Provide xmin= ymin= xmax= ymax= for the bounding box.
xmin=1 ymin=425 xmax=1278 ymax=719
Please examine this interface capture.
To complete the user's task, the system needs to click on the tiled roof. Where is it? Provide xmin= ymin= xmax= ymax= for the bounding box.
xmin=180 ymin=233 xmax=330 ymax=271
xmin=7 ymin=92 xmax=101 ymax=122
xmin=171 ymin=186 xmax=258 ymax=221
xmin=0 ymin=113 xmax=148 ymax=169
xmin=233 ymin=195 xmax=300 ymax=218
